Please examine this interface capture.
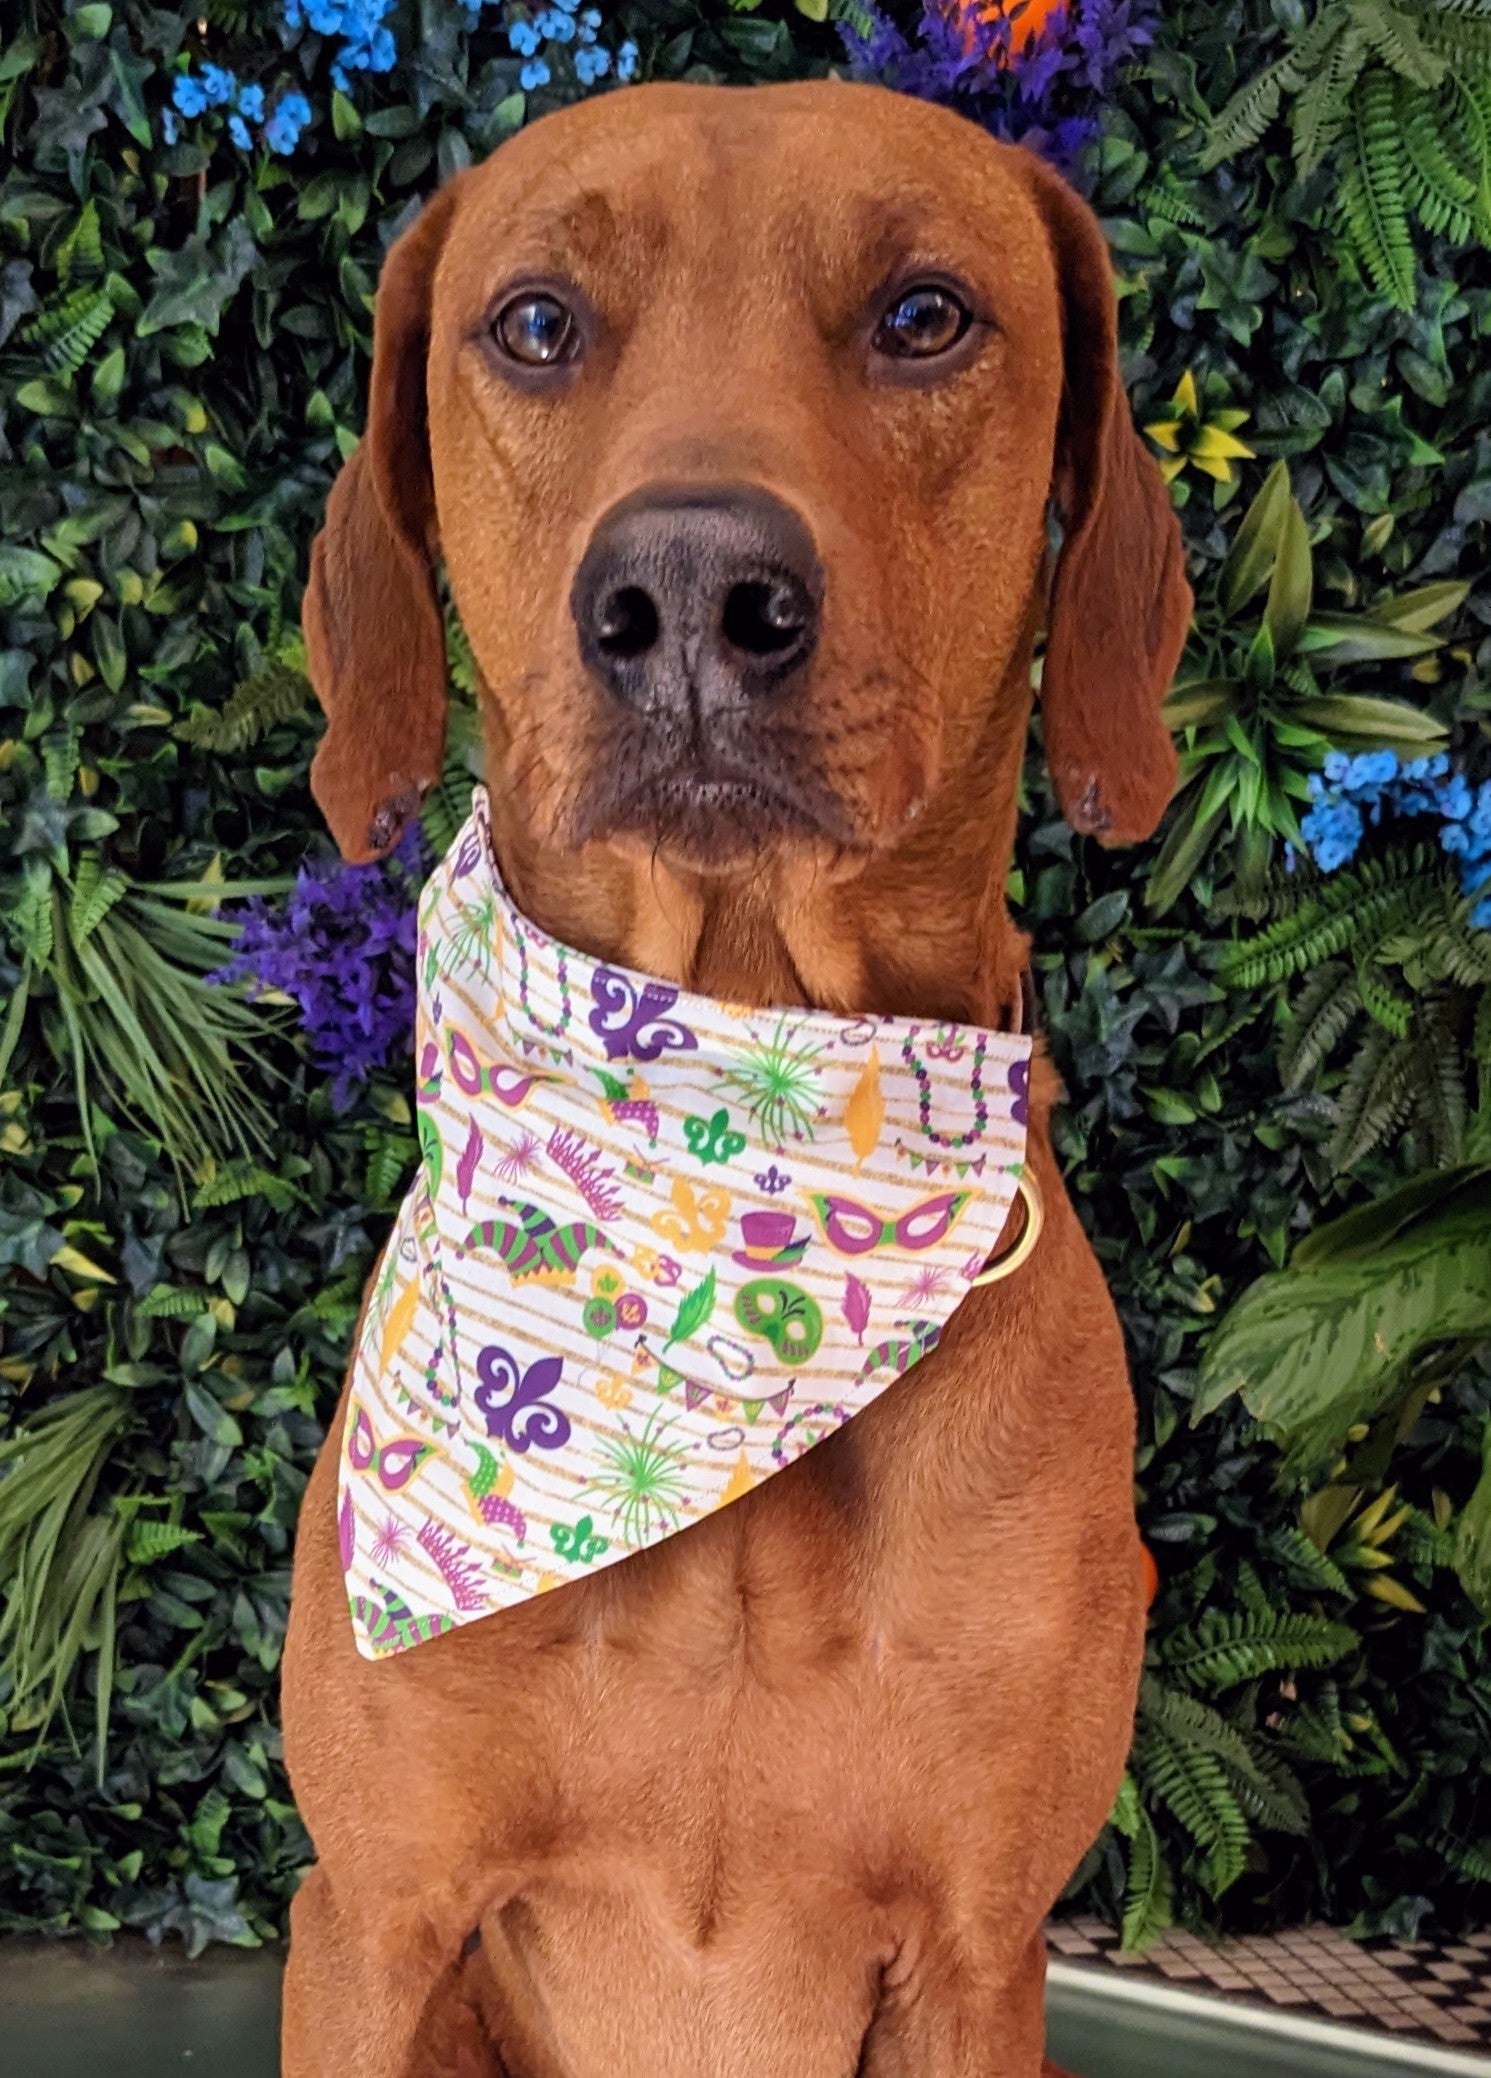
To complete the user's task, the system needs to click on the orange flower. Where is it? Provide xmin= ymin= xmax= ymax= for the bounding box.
xmin=1140 ymin=1541 xmax=1160 ymax=1611
xmin=956 ymin=0 xmax=1067 ymax=62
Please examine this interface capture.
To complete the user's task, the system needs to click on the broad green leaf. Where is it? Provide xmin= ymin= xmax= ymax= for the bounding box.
xmin=1297 ymin=611 xmax=1447 ymax=663
xmin=1145 ymin=797 xmax=1225 ymax=915
xmin=1218 ymin=459 xmax=1291 ymax=618
xmin=1290 ymin=693 xmax=1447 ymax=745
xmin=1293 ymin=1167 xmax=1491 ymax=1268
xmin=1262 ymin=492 xmax=1313 ymax=658
xmin=1164 ymin=679 xmax=1240 ymax=730
xmin=1193 ymin=1197 xmax=1491 ymax=1468
xmin=1453 ymin=1434 xmax=1491 ymax=1618
xmin=1362 ymin=581 xmax=1469 ymax=634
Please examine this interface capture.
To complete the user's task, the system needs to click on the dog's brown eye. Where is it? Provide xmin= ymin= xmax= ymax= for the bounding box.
xmin=493 ymin=293 xmax=578 ymax=367
xmin=874 ymin=285 xmax=972 ymax=360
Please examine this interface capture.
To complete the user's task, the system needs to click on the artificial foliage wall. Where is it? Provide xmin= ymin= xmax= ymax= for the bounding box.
xmin=1 ymin=0 xmax=1490 ymax=1956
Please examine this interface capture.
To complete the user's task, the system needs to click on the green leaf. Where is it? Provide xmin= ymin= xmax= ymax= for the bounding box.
xmin=1297 ymin=611 xmax=1449 ymax=662
xmin=1262 ymin=492 xmax=1313 ymax=658
xmin=1218 ymin=460 xmax=1292 ymax=617
xmin=1453 ymin=1431 xmax=1491 ymax=1618
xmin=1362 ymin=581 xmax=1469 ymax=633
xmin=183 ymin=1377 xmax=241 ymax=1449
xmin=1193 ymin=1179 xmax=1491 ymax=1462
xmin=1163 ymin=679 xmax=1242 ymax=730
xmin=1290 ymin=692 xmax=1447 ymax=745
xmin=665 ymin=1266 xmax=717 ymax=1348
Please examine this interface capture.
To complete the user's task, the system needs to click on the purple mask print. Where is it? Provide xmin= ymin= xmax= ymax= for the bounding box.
xmin=1008 ymin=1057 xmax=1030 ymax=1127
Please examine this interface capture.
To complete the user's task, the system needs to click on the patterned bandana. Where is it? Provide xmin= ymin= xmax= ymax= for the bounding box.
xmin=340 ymin=788 xmax=1033 ymax=1658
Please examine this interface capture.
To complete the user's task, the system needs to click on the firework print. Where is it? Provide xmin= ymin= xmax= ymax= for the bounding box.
xmin=340 ymin=787 xmax=1032 ymax=1659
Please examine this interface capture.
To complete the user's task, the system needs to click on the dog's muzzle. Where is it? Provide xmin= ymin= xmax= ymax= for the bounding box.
xmin=571 ymin=482 xmax=823 ymax=720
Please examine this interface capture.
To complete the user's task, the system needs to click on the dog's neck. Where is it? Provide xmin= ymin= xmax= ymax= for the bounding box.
xmin=478 ymin=653 xmax=1034 ymax=1039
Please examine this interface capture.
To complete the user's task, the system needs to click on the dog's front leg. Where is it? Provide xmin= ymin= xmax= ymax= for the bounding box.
xmin=283 ymin=1864 xmax=493 ymax=2078
xmin=857 ymin=1930 xmax=1055 ymax=2078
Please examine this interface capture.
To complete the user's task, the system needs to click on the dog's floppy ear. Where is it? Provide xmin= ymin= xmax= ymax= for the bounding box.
xmin=1024 ymin=155 xmax=1192 ymax=846
xmin=304 ymin=181 xmax=463 ymax=862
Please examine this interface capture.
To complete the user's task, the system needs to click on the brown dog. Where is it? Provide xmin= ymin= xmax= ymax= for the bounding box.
xmin=281 ymin=79 xmax=1190 ymax=2078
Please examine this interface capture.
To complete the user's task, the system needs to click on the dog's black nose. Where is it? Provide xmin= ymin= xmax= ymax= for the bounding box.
xmin=571 ymin=485 xmax=822 ymax=714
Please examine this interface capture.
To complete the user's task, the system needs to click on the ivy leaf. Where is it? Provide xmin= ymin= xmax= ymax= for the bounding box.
xmin=138 ymin=220 xmax=258 ymax=339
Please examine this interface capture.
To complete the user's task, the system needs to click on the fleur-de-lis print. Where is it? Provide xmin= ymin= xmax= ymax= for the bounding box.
xmin=683 ymin=1107 xmax=746 ymax=1167
xmin=650 ymin=1178 xmax=731 ymax=1252
xmin=925 ymin=1022 xmax=967 ymax=1062
xmin=473 ymin=1345 xmax=571 ymax=1454
xmin=551 ymin=1514 xmax=609 ymax=1564
xmin=755 ymin=1164 xmax=792 ymax=1196
xmin=589 ymin=969 xmax=699 ymax=1063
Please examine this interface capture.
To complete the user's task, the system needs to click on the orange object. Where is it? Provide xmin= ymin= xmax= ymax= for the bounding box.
xmin=958 ymin=0 xmax=1069 ymax=60
xmin=1140 ymin=1540 xmax=1160 ymax=1610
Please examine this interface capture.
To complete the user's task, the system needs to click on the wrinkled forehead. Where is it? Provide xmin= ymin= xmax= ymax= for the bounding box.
xmin=433 ymin=85 xmax=1059 ymax=336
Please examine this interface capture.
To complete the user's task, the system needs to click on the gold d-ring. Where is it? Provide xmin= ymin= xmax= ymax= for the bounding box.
xmin=969 ymin=1171 xmax=1045 ymax=1287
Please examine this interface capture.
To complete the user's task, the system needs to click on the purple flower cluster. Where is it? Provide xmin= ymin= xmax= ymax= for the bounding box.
xmin=839 ymin=0 xmax=1156 ymax=176
xmin=1300 ymin=749 xmax=1491 ymax=926
xmin=213 ymin=830 xmax=423 ymax=1107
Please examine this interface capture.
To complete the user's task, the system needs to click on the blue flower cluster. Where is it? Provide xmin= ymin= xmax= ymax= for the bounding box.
xmin=283 ymin=0 xmax=399 ymax=92
xmin=505 ymin=0 xmax=638 ymax=90
xmin=212 ymin=829 xmax=423 ymax=1108
xmin=1300 ymin=749 xmax=1491 ymax=926
xmin=164 ymin=64 xmax=310 ymax=153
xmin=162 ymin=0 xmax=640 ymax=157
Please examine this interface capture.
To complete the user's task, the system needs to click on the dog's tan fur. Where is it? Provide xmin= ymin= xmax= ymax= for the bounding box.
xmin=282 ymin=80 xmax=1191 ymax=2078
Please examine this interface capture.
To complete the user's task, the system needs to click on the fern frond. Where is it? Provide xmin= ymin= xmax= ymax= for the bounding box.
xmin=56 ymin=200 xmax=104 ymax=287
xmin=1292 ymin=25 xmax=1368 ymax=170
xmin=364 ymin=1137 xmax=415 ymax=1205
xmin=1329 ymin=1022 xmax=1415 ymax=1169
xmin=1409 ymin=995 xmax=1468 ymax=1163
xmin=1160 ymin=1607 xmax=1358 ymax=1690
xmin=1401 ymin=78 xmax=1481 ymax=240
xmin=1140 ymin=1678 xmax=1308 ymax=1838
xmin=191 ymin=1160 xmax=300 ymax=1211
xmin=1473 ymin=985 xmax=1491 ymax=1072
xmin=43 ymin=723 xmax=81 ymax=802
xmin=1432 ymin=1830 xmax=1491 ymax=1883
xmin=1121 ymin=1794 xmax=1175 ymax=1949
xmin=1354 ymin=0 xmax=1447 ymax=87
xmin=20 ymin=286 xmax=114 ymax=376
xmin=1271 ymin=1524 xmax=1352 ymax=1593
xmin=125 ymin=1521 xmax=202 ymax=1564
xmin=175 ymin=659 xmax=312 ymax=753
xmin=1217 ymin=850 xmax=1436 ymax=989
xmin=1134 ymin=1723 xmax=1253 ymax=1896
xmin=1340 ymin=70 xmax=1419 ymax=309
xmin=68 ymin=856 xmax=129 ymax=952
xmin=1280 ymin=963 xmax=1361 ymax=1088
xmin=134 ymin=1286 xmax=212 ymax=1319
xmin=1354 ymin=950 xmax=1415 ymax=1036
xmin=445 ymin=612 xmax=481 ymax=700
xmin=1202 ymin=64 xmax=1289 ymax=163
xmin=1429 ymin=907 xmax=1491 ymax=987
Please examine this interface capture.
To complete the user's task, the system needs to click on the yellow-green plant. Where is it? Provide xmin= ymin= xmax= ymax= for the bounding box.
xmin=1148 ymin=462 xmax=1464 ymax=912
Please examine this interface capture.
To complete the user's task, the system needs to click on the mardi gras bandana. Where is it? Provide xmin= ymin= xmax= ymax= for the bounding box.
xmin=340 ymin=788 xmax=1033 ymax=1658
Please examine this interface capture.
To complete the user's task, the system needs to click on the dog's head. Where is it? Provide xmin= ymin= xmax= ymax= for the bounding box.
xmin=305 ymin=81 xmax=1188 ymax=905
